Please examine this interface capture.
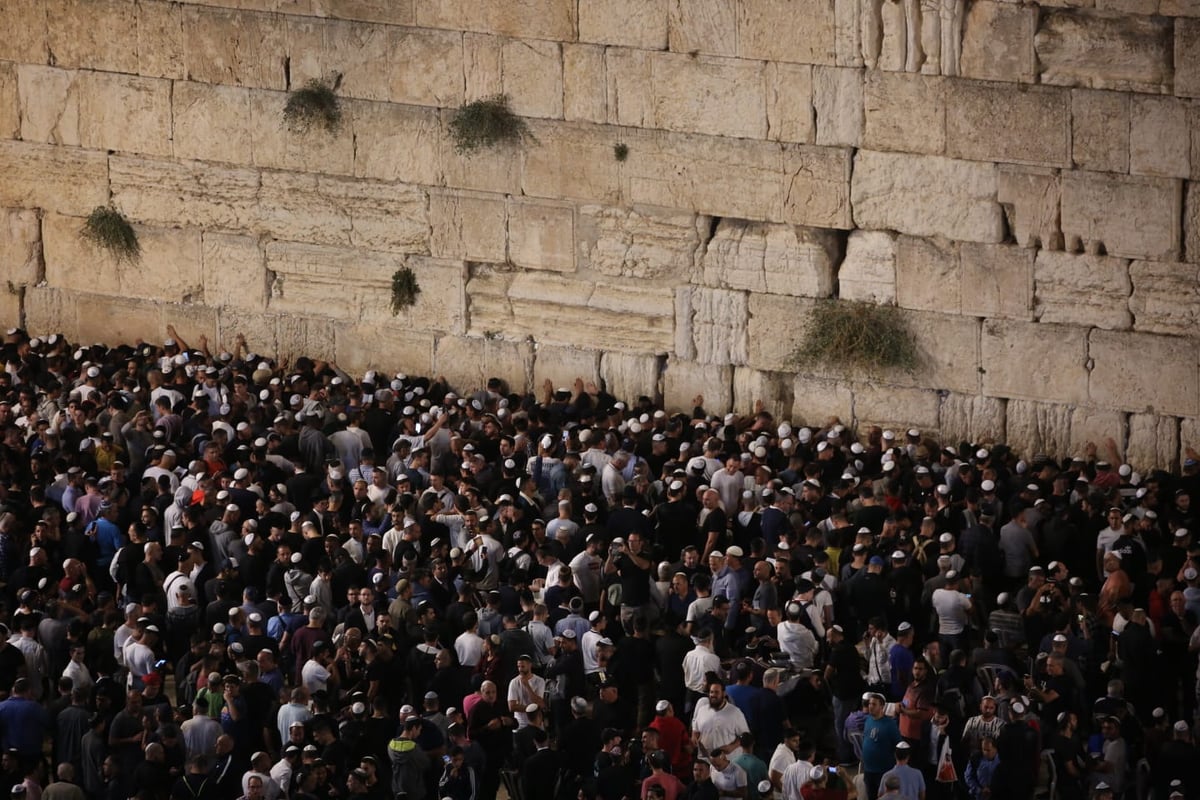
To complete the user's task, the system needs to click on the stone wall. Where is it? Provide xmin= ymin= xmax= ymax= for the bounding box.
xmin=0 ymin=0 xmax=1197 ymax=468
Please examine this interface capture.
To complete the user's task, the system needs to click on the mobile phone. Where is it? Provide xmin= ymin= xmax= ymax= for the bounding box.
xmin=443 ymin=755 xmax=451 ymax=765
xmin=828 ymin=767 xmax=837 ymax=774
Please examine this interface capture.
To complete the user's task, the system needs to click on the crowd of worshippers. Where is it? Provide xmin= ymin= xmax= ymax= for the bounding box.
xmin=0 ymin=326 xmax=1195 ymax=800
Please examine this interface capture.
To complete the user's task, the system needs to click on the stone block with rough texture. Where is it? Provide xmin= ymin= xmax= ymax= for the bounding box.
xmin=863 ymin=73 xmax=945 ymax=156
xmin=854 ymin=384 xmax=941 ymax=432
xmin=737 ymin=0 xmax=836 ymax=65
xmin=1005 ymin=400 xmax=1127 ymax=462
xmin=812 ymin=67 xmax=863 ymax=148
xmin=997 ymin=168 xmax=1063 ymax=251
xmin=172 ymin=82 xmax=254 ymax=165
xmin=577 ymin=205 xmax=707 ymax=281
xmin=945 ymin=82 xmax=1070 ymax=168
xmin=833 ymin=0 xmax=862 ymax=67
xmin=580 ymin=0 xmax=668 ymax=49
xmin=1089 ymin=329 xmax=1198 ymax=416
xmin=110 ymin=156 xmax=258 ymax=232
xmin=680 ymin=287 xmax=749 ymax=366
xmin=137 ymin=1 xmax=186 ymax=80
xmin=184 ymin=5 xmax=287 ymax=90
xmin=416 ymin=0 xmax=578 ymax=42
xmin=463 ymin=33 xmax=504 ymax=100
xmin=701 ymin=221 xmax=839 ymax=298
xmin=508 ymin=199 xmax=576 ymax=273
xmin=600 ymin=352 xmax=662 ymax=404
xmin=276 ymin=315 xmax=336 ymax=362
xmin=938 ymin=394 xmax=1007 ymax=445
xmin=1179 ymin=21 xmax=1200 ymax=99
xmin=1129 ymin=261 xmax=1200 ymax=336
xmin=960 ymin=243 xmax=1035 ymax=321
xmin=838 ymin=231 xmax=897 ymax=304
xmin=604 ymin=49 xmax=652 ymax=128
xmin=1182 ymin=420 xmax=1200 ymax=468
xmin=1129 ymin=97 xmax=1191 ymax=178
xmin=563 ymin=45 xmax=607 ymax=123
xmin=0 ymin=141 xmax=108 ymax=218
xmin=74 ymin=294 xmax=169 ymax=346
xmin=895 ymin=236 xmax=960 ymax=313
xmin=667 ymin=0 xmax=737 ymax=56
xmin=429 ymin=191 xmax=508 ymax=264
xmin=502 ymin=38 xmax=563 ymax=120
xmin=1061 ymin=172 xmax=1181 ymax=261
xmin=791 ymin=376 xmax=854 ymax=428
xmin=1035 ymin=11 xmax=1172 ymax=93
xmin=1034 ymin=251 xmax=1132 ymax=330
xmin=0 ymin=210 xmax=42 ymax=288
xmin=746 ymin=294 xmax=808 ymax=373
xmin=351 ymin=101 xmax=442 ymax=186
xmin=437 ymin=335 xmax=536 ymax=395
xmin=24 ymin=287 xmax=77 ymax=339
xmin=766 ymin=63 xmax=814 ymax=144
xmin=0 ymin=65 xmax=17 ymax=141
xmin=1071 ymin=90 xmax=1129 ymax=173
xmin=16 ymin=66 xmax=79 ymax=147
xmin=387 ymin=26 xmax=465 ymax=108
xmin=732 ymin=367 xmax=795 ymax=420
xmin=0 ymin=292 xmax=19 ymax=329
xmin=981 ymin=319 xmax=1089 ymax=404
xmin=780 ymin=146 xmax=854 ymax=229
xmin=1188 ymin=184 xmax=1200 ymax=264
xmin=251 ymin=90 xmax=356 ymax=177
xmin=960 ymin=2 xmax=1038 ymax=83
xmin=521 ymin=120 xmax=620 ymax=205
xmin=1126 ymin=414 xmax=1179 ymax=471
xmin=852 ymin=151 xmax=1004 ymax=243
xmin=0 ymin=0 xmax=47 ymax=64
xmin=663 ymin=360 xmax=733 ymax=415
xmin=44 ymin=0 xmax=137 ymax=74
xmin=201 ymin=233 xmax=267 ymax=311
xmin=334 ymin=325 xmax=436 ymax=378
xmin=533 ymin=345 xmax=602 ymax=396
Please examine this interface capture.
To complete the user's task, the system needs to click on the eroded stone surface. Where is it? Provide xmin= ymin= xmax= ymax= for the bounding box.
xmin=1089 ymin=329 xmax=1199 ymax=416
xmin=577 ymin=205 xmax=708 ymax=281
xmin=0 ymin=209 xmax=42 ymax=289
xmin=981 ymin=319 xmax=1089 ymax=404
xmin=938 ymin=393 xmax=1007 ymax=445
xmin=838 ymin=230 xmax=897 ymax=304
xmin=1129 ymin=260 xmax=1200 ymax=336
xmin=1035 ymin=11 xmax=1172 ymax=93
xmin=1060 ymin=172 xmax=1181 ymax=261
xmin=1034 ymin=251 xmax=1132 ymax=330
xmin=701 ymin=220 xmax=839 ymax=298
xmin=1126 ymin=413 xmax=1179 ymax=471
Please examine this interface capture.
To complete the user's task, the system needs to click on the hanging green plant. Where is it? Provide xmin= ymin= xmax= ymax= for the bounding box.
xmin=793 ymin=299 xmax=919 ymax=373
xmin=283 ymin=77 xmax=343 ymax=134
xmin=80 ymin=206 xmax=141 ymax=264
xmin=391 ymin=267 xmax=421 ymax=315
xmin=448 ymin=94 xmax=534 ymax=154
xmin=613 ymin=142 xmax=629 ymax=162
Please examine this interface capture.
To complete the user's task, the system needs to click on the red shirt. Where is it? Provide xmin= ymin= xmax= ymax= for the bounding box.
xmin=650 ymin=714 xmax=690 ymax=773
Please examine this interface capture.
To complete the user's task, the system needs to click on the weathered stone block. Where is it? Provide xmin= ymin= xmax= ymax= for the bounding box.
xmin=903 ymin=311 xmax=982 ymax=395
xmin=16 ymin=66 xmax=78 ymax=146
xmin=74 ymin=294 xmax=165 ymax=347
xmin=24 ymin=287 xmax=77 ymax=339
xmin=435 ymin=335 xmax=535 ymax=395
xmin=563 ymin=44 xmax=607 ymax=123
xmin=1089 ymin=329 xmax=1199 ymax=416
xmin=0 ymin=65 xmax=17 ymax=141
xmin=416 ymin=0 xmax=579 ymax=42
xmin=780 ymin=145 xmax=854 ymax=229
xmin=580 ymin=0 xmax=668 ymax=48
xmin=1061 ymin=172 xmax=1181 ymax=261
xmin=137 ymin=0 xmax=186 ymax=80
xmin=863 ymin=72 xmax=945 ymax=155
xmin=997 ymin=168 xmax=1062 ymax=251
xmin=1035 ymin=11 xmax=1172 ymax=93
xmin=1034 ymin=252 xmax=1131 ymax=330
xmin=1129 ymin=96 xmax=1190 ymax=178
xmin=895 ymin=235 xmax=960 ymax=313
xmin=981 ymin=319 xmax=1089 ymax=403
xmin=430 ymin=191 xmax=508 ymax=263
xmin=1065 ymin=407 xmax=1129 ymax=461
xmin=172 ymin=82 xmax=254 ymax=165
xmin=851 ymin=151 xmax=1004 ymax=243
xmin=350 ymin=100 xmax=442 ymax=186
xmin=745 ymin=293 xmax=803 ymax=373
xmin=0 ymin=210 xmax=42 ymax=288
xmin=201 ymin=233 xmax=267 ymax=311
xmin=960 ymin=2 xmax=1037 ymax=83
xmin=249 ymin=90 xmax=355 ymax=176
xmin=463 ymin=33 xmax=504 ymax=101
xmin=945 ymin=81 xmax=1070 ymax=168
xmin=0 ymin=0 xmax=47 ymax=64
xmin=334 ymin=325 xmax=437 ymax=378
xmin=78 ymin=72 xmax=173 ymax=158
xmin=1004 ymin=399 xmax=1074 ymax=460
xmin=605 ymin=48 xmax=653 ymax=128
xmin=812 ymin=67 xmax=863 ymax=147
xmin=663 ymin=359 xmax=733 ymax=415
xmin=216 ymin=309 xmax=282 ymax=359
xmin=110 ymin=156 xmax=259 ymax=232
xmin=522 ymin=120 xmax=621 ymax=204
xmin=600 ymin=352 xmax=662 ymax=404
xmin=388 ymin=26 xmax=465 ymax=107
xmin=938 ymin=394 xmax=1007 ymax=445
xmin=1188 ymin=183 xmax=1200 ymax=264
xmin=0 ymin=141 xmax=107 ymax=217
xmin=1129 ymin=260 xmax=1200 ymax=336
xmin=792 ymin=376 xmax=854 ymax=427
xmin=1126 ymin=413 xmax=1179 ymax=471
xmin=508 ymin=199 xmax=575 ymax=273
xmin=854 ymin=384 xmax=941 ymax=431
xmin=667 ymin=0 xmax=737 ymax=56
xmin=44 ymin=0 xmax=136 ymax=73
xmin=680 ymin=287 xmax=749 ymax=366
xmin=310 ymin=0 xmax=416 ymax=25
xmin=0 ymin=292 xmax=19 ymax=330
xmin=838 ymin=230 xmax=897 ymax=304
xmin=960 ymin=243 xmax=1035 ymax=321
xmin=737 ymin=0 xmax=836 ymax=65
xmin=533 ymin=344 xmax=602 ymax=393
xmin=1178 ymin=21 xmax=1200 ymax=99
xmin=766 ymin=63 xmax=814 ymax=143
xmin=577 ymin=205 xmax=707 ymax=281
xmin=732 ymin=367 xmax=795 ymax=420
xmin=701 ymin=220 xmax=839 ymax=298
xmin=833 ymin=0 xmax=862 ymax=67
xmin=1071 ymin=90 xmax=1129 ymax=173
xmin=183 ymin=5 xmax=287 ymax=90
xmin=502 ymin=38 xmax=564 ymax=120
xmin=276 ymin=315 xmax=336 ymax=362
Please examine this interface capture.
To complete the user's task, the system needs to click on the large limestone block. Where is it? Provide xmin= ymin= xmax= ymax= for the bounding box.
xmin=110 ymin=156 xmax=259 ymax=231
xmin=1034 ymin=251 xmax=1132 ymax=330
xmin=416 ymin=0 xmax=579 ymax=42
xmin=997 ymin=168 xmax=1062 ymax=251
xmin=74 ymin=294 xmax=166 ymax=347
xmin=508 ymin=199 xmax=575 ymax=273
xmin=1065 ymin=407 xmax=1128 ymax=461
xmin=863 ymin=73 xmax=945 ymax=155
xmin=1188 ymin=183 xmax=1200 ymax=264
xmin=895 ymin=236 xmax=960 ymax=313
xmin=463 ymin=33 xmax=504 ymax=101
xmin=902 ymin=310 xmax=982 ymax=395
xmin=257 ymin=173 xmax=429 ymax=254
xmin=0 ymin=0 xmax=47 ymax=64
xmin=960 ymin=243 xmax=1035 ymax=321
xmin=737 ymin=0 xmax=836 ymax=65
xmin=216 ymin=309 xmax=283 ymax=360
xmin=600 ymin=352 xmax=662 ymax=404
xmin=981 ymin=319 xmax=1089 ymax=403
xmin=16 ymin=66 xmax=79 ymax=146
xmin=533 ymin=345 xmax=602 ymax=393
xmin=0 ymin=65 xmax=17 ymax=141
xmin=1060 ymin=172 xmax=1181 ymax=261
xmin=663 ymin=360 xmax=733 ymax=415
xmin=429 ymin=191 xmax=508 ymax=263
xmin=333 ymin=325 xmax=437 ymax=378
xmin=0 ymin=210 xmax=41 ymax=288
xmin=1003 ymin=400 xmax=1074 ymax=460
xmin=1179 ymin=21 xmax=1200 ymax=99
xmin=309 ymin=0 xmax=416 ymax=25
xmin=792 ymin=376 xmax=854 ymax=427
xmin=350 ymin=101 xmax=441 ymax=186
xmin=605 ymin=49 xmax=653 ymax=128
xmin=1035 ymin=11 xmax=1172 ymax=93
xmin=781 ymin=146 xmax=854 ymax=229
xmin=44 ymin=0 xmax=136 ymax=73
xmin=577 ymin=205 xmax=707 ymax=281
xmin=1129 ymin=97 xmax=1190 ymax=178
xmin=854 ymin=384 xmax=941 ymax=431
xmin=1129 ymin=261 xmax=1200 ymax=336
xmin=564 ymin=45 xmax=607 ymax=123
xmin=766 ymin=63 xmax=814 ymax=144
xmin=43 ymin=213 xmax=203 ymax=303
xmin=851 ymin=151 xmax=1004 ymax=243
xmin=250 ymin=90 xmax=356 ymax=177
xmin=1071 ymin=90 xmax=1129 ymax=173
xmin=435 ymin=336 xmax=535 ymax=395
xmin=945 ymin=82 xmax=1070 ymax=168
xmin=812 ymin=67 xmax=863 ymax=147
xmin=580 ymin=0 xmax=668 ymax=48
xmin=960 ymin=2 xmax=1037 ymax=83
xmin=0 ymin=292 xmax=19 ymax=330
xmin=201 ymin=233 xmax=267 ymax=311
xmin=172 ymin=82 xmax=254 ymax=165
xmin=522 ymin=120 xmax=620 ymax=204
xmin=732 ymin=367 xmax=795 ymax=420
xmin=654 ymin=53 xmax=768 ymax=140
xmin=1183 ymin=421 xmax=1200 ymax=469
xmin=667 ymin=0 xmax=737 ymax=56
xmin=833 ymin=0 xmax=863 ymax=67
xmin=320 ymin=20 xmax=393 ymax=103
xmin=838 ymin=231 xmax=897 ymax=304
xmin=0 ymin=141 xmax=108 ymax=217
xmin=680 ymin=287 xmax=749 ymax=366
xmin=700 ymin=220 xmax=839 ymax=298
xmin=183 ymin=5 xmax=287 ymax=89
xmin=276 ymin=315 xmax=336 ymax=362
xmin=77 ymin=72 xmax=172 ymax=158
xmin=137 ymin=1 xmax=186 ymax=80
xmin=745 ymin=293 xmax=803 ymax=373
xmin=1089 ymin=329 xmax=1199 ymax=416
xmin=938 ymin=394 xmax=1007 ymax=446
xmin=24 ymin=287 xmax=77 ymax=339
xmin=502 ymin=38 xmax=564 ymax=120
xmin=387 ymin=26 xmax=465 ymax=108
xmin=1126 ymin=413 xmax=1179 ymax=471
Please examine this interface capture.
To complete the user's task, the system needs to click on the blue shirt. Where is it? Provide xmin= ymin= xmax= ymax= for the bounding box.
xmin=0 ymin=696 xmax=48 ymax=756
xmin=889 ymin=644 xmax=915 ymax=699
xmin=862 ymin=714 xmax=901 ymax=774
xmin=90 ymin=518 xmax=123 ymax=568
xmin=880 ymin=762 xmax=925 ymax=799
xmin=712 ymin=567 xmax=741 ymax=630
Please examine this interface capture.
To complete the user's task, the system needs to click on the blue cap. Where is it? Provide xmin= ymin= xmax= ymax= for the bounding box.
xmin=868 ymin=556 xmax=885 ymax=567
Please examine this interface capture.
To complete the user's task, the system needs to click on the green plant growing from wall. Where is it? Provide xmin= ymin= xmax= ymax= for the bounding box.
xmin=613 ymin=142 xmax=629 ymax=162
xmin=80 ymin=206 xmax=141 ymax=264
xmin=448 ymin=94 xmax=534 ymax=154
xmin=283 ymin=76 xmax=343 ymax=134
xmin=794 ymin=300 xmax=919 ymax=373
xmin=391 ymin=267 xmax=421 ymax=315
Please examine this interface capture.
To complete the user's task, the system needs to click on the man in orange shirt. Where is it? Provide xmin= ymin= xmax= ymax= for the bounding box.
xmin=897 ymin=658 xmax=936 ymax=772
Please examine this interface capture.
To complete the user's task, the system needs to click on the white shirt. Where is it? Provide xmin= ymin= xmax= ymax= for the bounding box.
xmin=777 ymin=621 xmax=818 ymax=670
xmin=123 ymin=639 xmax=156 ymax=679
xmin=455 ymin=631 xmax=484 ymax=667
xmin=507 ymin=674 xmax=546 ymax=728
xmin=769 ymin=743 xmax=796 ymax=781
xmin=300 ymin=659 xmax=331 ymax=692
xmin=581 ymin=628 xmax=605 ymax=674
xmin=780 ymin=759 xmax=816 ymax=800
xmin=711 ymin=760 xmax=747 ymax=800
xmin=691 ymin=698 xmax=749 ymax=755
xmin=63 ymin=659 xmax=94 ymax=691
xmin=683 ymin=644 xmax=722 ymax=692
xmin=931 ymin=588 xmax=971 ymax=635
xmin=569 ymin=551 xmax=602 ymax=603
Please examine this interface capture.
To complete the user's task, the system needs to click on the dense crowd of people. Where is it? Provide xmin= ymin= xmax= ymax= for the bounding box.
xmin=0 ymin=325 xmax=1194 ymax=800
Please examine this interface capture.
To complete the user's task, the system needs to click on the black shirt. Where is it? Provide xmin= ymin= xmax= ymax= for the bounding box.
xmin=615 ymin=553 xmax=652 ymax=607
